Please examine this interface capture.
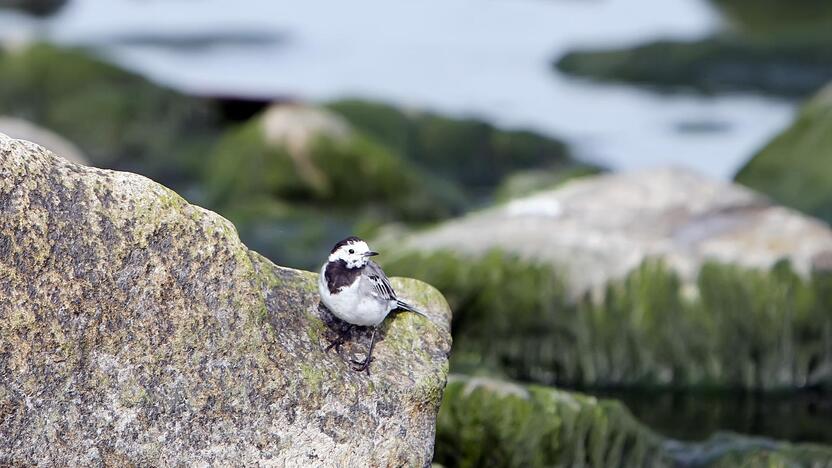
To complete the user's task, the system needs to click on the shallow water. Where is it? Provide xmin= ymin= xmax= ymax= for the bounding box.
xmin=0 ymin=0 xmax=796 ymax=179
xmin=591 ymin=388 xmax=832 ymax=445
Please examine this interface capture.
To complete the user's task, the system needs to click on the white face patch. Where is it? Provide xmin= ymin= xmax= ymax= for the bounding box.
xmin=329 ymin=240 xmax=373 ymax=269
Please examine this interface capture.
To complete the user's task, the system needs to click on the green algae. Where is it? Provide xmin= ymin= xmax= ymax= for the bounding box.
xmin=204 ymin=115 xmax=464 ymax=222
xmin=556 ymin=35 xmax=832 ymax=98
xmin=382 ymin=250 xmax=832 ymax=391
xmin=436 ymin=376 xmax=832 ymax=468
xmin=435 ymin=376 xmax=669 ymax=468
xmin=735 ymin=85 xmax=832 ymax=224
xmin=0 ymin=43 xmax=222 ymax=182
xmin=326 ymin=99 xmax=589 ymax=193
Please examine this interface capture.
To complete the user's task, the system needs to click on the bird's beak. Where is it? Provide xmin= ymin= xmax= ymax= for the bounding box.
xmin=364 ymin=251 xmax=379 ymax=257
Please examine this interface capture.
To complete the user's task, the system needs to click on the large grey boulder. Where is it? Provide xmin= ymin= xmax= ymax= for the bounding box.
xmin=0 ymin=133 xmax=452 ymax=466
xmin=399 ymin=167 xmax=832 ymax=297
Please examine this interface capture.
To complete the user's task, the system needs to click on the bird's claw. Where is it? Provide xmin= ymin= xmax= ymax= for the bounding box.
xmin=325 ymin=337 xmax=344 ymax=354
xmin=350 ymin=357 xmax=374 ymax=374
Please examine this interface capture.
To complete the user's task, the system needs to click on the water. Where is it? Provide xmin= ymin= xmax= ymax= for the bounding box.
xmin=0 ymin=0 xmax=796 ymax=179
xmin=592 ymin=388 xmax=832 ymax=445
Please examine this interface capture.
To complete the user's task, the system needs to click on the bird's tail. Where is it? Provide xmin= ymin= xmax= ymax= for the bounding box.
xmin=396 ymin=299 xmax=428 ymax=318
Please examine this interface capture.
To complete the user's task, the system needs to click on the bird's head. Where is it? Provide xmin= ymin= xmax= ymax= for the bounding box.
xmin=328 ymin=236 xmax=378 ymax=269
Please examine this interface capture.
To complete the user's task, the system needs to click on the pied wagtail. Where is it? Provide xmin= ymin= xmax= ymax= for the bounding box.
xmin=318 ymin=236 xmax=424 ymax=373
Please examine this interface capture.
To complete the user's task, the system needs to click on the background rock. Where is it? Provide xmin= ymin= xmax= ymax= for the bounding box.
xmin=381 ymin=169 xmax=832 ymax=390
xmin=556 ymin=36 xmax=832 ymax=98
xmin=396 ymin=167 xmax=832 ymax=297
xmin=0 ymin=43 xmax=223 ymax=184
xmin=0 ymin=116 xmax=87 ymax=165
xmin=555 ymin=0 xmax=832 ymax=98
xmin=736 ymin=83 xmax=832 ymax=224
xmin=205 ymin=102 xmax=462 ymax=218
xmin=203 ymin=102 xmax=467 ymax=269
xmin=436 ymin=375 xmax=670 ymax=467
xmin=0 ymin=0 xmax=66 ymax=16
xmin=435 ymin=376 xmax=832 ymax=468
xmin=327 ymin=99 xmax=594 ymax=198
xmin=0 ymin=133 xmax=452 ymax=466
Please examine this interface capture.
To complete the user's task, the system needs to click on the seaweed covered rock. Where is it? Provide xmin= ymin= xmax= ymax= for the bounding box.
xmin=667 ymin=432 xmax=832 ymax=467
xmin=204 ymin=103 xmax=467 ymax=269
xmin=0 ymin=43 xmax=223 ymax=182
xmin=556 ymin=0 xmax=832 ymax=98
xmin=0 ymin=0 xmax=66 ymax=16
xmin=436 ymin=376 xmax=832 ymax=468
xmin=0 ymin=133 xmax=453 ymax=466
xmin=735 ymin=83 xmax=832 ymax=224
xmin=706 ymin=0 xmax=832 ymax=36
xmin=436 ymin=376 xmax=670 ymax=467
xmin=205 ymin=103 xmax=464 ymax=221
xmin=327 ymin=99 xmax=592 ymax=194
xmin=394 ymin=168 xmax=832 ymax=296
xmin=556 ymin=35 xmax=832 ymax=98
xmin=382 ymin=169 xmax=832 ymax=390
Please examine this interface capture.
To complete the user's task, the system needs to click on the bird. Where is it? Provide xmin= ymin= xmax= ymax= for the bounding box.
xmin=318 ymin=236 xmax=425 ymax=373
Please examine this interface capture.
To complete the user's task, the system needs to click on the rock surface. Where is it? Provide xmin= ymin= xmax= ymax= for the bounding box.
xmin=204 ymin=102 xmax=466 ymax=270
xmin=436 ymin=375 xmax=832 ymax=468
xmin=435 ymin=375 xmax=670 ymax=467
xmin=327 ymin=99 xmax=587 ymax=191
xmin=398 ymin=167 xmax=832 ymax=297
xmin=0 ymin=133 xmax=452 ymax=466
xmin=0 ymin=0 xmax=66 ymax=16
xmin=556 ymin=36 xmax=832 ymax=98
xmin=736 ymin=82 xmax=832 ymax=224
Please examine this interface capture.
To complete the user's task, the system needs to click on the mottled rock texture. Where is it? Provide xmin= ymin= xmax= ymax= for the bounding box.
xmin=396 ymin=167 xmax=832 ymax=297
xmin=0 ymin=133 xmax=452 ymax=466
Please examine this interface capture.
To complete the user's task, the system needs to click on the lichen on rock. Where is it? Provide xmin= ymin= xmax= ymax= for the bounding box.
xmin=0 ymin=133 xmax=452 ymax=466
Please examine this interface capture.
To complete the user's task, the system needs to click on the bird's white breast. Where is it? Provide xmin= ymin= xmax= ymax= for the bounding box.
xmin=319 ymin=264 xmax=390 ymax=326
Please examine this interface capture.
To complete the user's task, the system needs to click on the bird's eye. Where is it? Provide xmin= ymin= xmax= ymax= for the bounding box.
xmin=349 ymin=249 xmax=354 ymax=254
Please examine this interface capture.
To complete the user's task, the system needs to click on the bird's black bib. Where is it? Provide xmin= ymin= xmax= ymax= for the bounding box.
xmin=325 ymin=259 xmax=361 ymax=294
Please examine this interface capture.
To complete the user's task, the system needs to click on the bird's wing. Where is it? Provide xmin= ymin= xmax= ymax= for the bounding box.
xmin=363 ymin=261 xmax=397 ymax=301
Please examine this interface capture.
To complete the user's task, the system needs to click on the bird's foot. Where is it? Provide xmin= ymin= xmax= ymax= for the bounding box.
xmin=350 ymin=356 xmax=374 ymax=375
xmin=325 ymin=334 xmax=346 ymax=354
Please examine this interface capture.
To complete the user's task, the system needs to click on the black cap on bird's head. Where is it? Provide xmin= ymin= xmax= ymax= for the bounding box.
xmin=328 ymin=236 xmax=378 ymax=268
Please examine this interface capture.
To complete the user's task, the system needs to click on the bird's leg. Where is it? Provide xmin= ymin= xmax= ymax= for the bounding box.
xmin=325 ymin=325 xmax=351 ymax=354
xmin=351 ymin=327 xmax=377 ymax=375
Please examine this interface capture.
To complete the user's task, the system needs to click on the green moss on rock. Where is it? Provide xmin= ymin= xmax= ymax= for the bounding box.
xmin=204 ymin=106 xmax=465 ymax=223
xmin=382 ymin=250 xmax=832 ymax=391
xmin=707 ymin=0 xmax=832 ymax=37
xmin=668 ymin=432 xmax=832 ymax=467
xmin=556 ymin=34 xmax=832 ymax=97
xmin=735 ymin=85 xmax=832 ymax=223
xmin=435 ymin=376 xmax=670 ymax=467
xmin=0 ymin=0 xmax=66 ymax=16
xmin=327 ymin=99 xmax=589 ymax=193
xmin=437 ymin=376 xmax=832 ymax=468
xmin=0 ymin=134 xmax=453 ymax=466
xmin=0 ymin=43 xmax=222 ymax=182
